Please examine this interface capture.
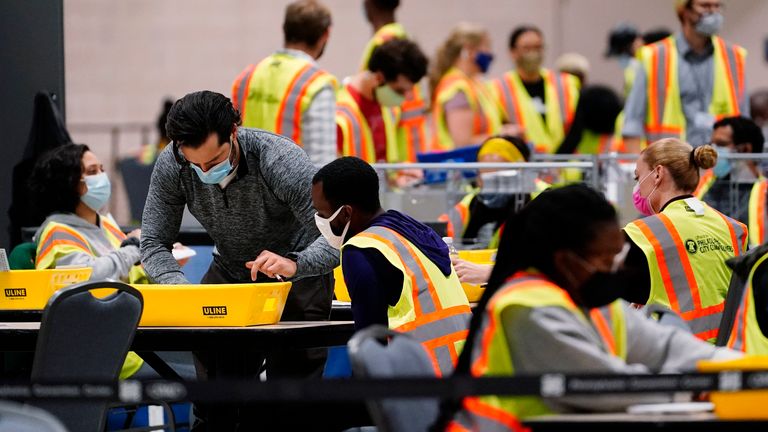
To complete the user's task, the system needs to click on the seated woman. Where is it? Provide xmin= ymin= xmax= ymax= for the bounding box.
xmin=29 ymin=144 xmax=189 ymax=379
xmin=444 ymin=184 xmax=739 ymax=428
xmin=30 ymin=144 xmax=148 ymax=284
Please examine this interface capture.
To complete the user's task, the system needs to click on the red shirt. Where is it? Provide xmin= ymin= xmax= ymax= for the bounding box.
xmin=337 ymin=85 xmax=388 ymax=162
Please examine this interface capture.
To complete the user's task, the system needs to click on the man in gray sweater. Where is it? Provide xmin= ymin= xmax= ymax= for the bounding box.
xmin=141 ymin=90 xmax=338 ymax=380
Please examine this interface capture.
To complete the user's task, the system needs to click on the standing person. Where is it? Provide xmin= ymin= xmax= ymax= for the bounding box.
xmin=624 ymin=138 xmax=747 ymax=342
xmin=442 ymin=184 xmax=739 ymax=429
xmin=336 ymin=38 xmax=428 ymax=164
xmin=430 ymin=23 xmax=505 ymax=150
xmin=622 ymin=0 xmax=748 ymax=152
xmin=232 ymin=0 xmax=337 ymax=167
xmin=490 ymin=25 xmax=580 ymax=154
xmin=605 ymin=23 xmax=643 ymax=97
xmin=311 ymin=156 xmax=470 ymax=375
xmin=360 ymin=0 xmax=430 ymax=158
xmin=141 ymin=91 xmax=338 ymax=378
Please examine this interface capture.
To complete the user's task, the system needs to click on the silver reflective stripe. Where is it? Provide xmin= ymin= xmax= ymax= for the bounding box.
xmin=654 ymin=41 xmax=669 ymax=128
xmin=366 ymin=226 xmax=439 ymax=313
xmin=338 ymin=105 xmax=364 ymax=157
xmin=687 ymin=306 xmax=724 ymax=336
xmin=640 ymin=216 xmax=696 ymax=313
xmin=499 ymin=78 xmax=518 ymax=123
xmin=723 ymin=43 xmax=742 ymax=110
xmin=236 ymin=65 xmax=255 ymax=112
xmin=552 ymin=72 xmax=568 ymax=126
xmin=279 ymin=65 xmax=321 ymax=140
xmin=37 ymin=228 xmax=88 ymax=255
xmin=433 ymin=345 xmax=454 ymax=375
xmin=721 ymin=213 xmax=746 ymax=255
xmin=402 ymin=312 xmax=471 ymax=343
xmin=399 ymin=106 xmax=423 ymax=121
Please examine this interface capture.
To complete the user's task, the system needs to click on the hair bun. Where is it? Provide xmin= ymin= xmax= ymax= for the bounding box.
xmin=692 ymin=145 xmax=718 ymax=170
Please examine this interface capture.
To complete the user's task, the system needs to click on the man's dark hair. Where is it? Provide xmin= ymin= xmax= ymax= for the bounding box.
xmin=166 ymin=91 xmax=241 ymax=149
xmin=367 ymin=39 xmax=428 ymax=83
xmin=283 ymin=0 xmax=332 ymax=46
xmin=714 ymin=116 xmax=765 ymax=153
xmin=508 ymin=25 xmax=543 ymax=49
xmin=312 ymin=157 xmax=381 ymax=213
xmin=29 ymin=144 xmax=90 ymax=216
xmin=370 ymin=0 xmax=400 ymax=12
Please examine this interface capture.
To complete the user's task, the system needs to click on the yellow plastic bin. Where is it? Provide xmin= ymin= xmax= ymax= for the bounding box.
xmin=0 ymin=268 xmax=93 ymax=310
xmin=134 ymin=282 xmax=292 ymax=327
xmin=458 ymin=249 xmax=496 ymax=302
xmin=333 ymin=266 xmax=350 ymax=302
xmin=698 ymin=356 xmax=768 ymax=419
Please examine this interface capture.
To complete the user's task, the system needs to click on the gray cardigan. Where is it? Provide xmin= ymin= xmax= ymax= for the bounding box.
xmin=140 ymin=127 xmax=338 ymax=284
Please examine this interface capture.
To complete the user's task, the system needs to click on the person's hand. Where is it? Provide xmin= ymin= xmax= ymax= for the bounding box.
xmin=451 ymin=257 xmax=492 ymax=285
xmin=172 ymin=242 xmax=192 ymax=267
xmin=127 ymin=229 xmax=141 ymax=239
xmin=393 ymin=168 xmax=424 ymax=188
xmin=245 ymin=250 xmax=297 ymax=281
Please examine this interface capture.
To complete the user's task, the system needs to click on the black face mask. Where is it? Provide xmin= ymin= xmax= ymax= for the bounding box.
xmin=577 ymin=271 xmax=628 ymax=309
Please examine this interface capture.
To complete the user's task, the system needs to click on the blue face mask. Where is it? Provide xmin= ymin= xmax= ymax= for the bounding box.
xmin=190 ymin=142 xmax=234 ymax=185
xmin=81 ymin=172 xmax=111 ymax=212
xmin=713 ymin=146 xmax=732 ymax=178
xmin=474 ymin=51 xmax=494 ymax=74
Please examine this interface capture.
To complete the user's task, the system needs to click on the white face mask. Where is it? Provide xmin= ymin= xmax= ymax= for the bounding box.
xmin=314 ymin=206 xmax=350 ymax=250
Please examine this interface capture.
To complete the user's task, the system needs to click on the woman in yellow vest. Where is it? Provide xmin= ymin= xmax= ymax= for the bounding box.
xmin=29 ymin=144 xmax=189 ymax=379
xmin=624 ymin=139 xmax=747 ymax=343
xmin=438 ymin=184 xmax=738 ymax=429
xmin=429 ymin=23 xmax=504 ymax=150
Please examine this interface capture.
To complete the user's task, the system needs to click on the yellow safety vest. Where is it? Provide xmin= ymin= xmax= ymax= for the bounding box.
xmin=432 ymin=68 xmax=502 ymax=151
xmin=343 ymin=226 xmax=471 ymax=376
xmin=449 ymin=271 xmax=626 ymax=429
xmin=637 ymin=36 xmax=746 ymax=143
xmin=336 ymin=85 xmax=401 ymax=163
xmin=624 ymin=198 xmax=747 ymax=341
xmin=749 ymin=177 xmax=768 ymax=247
xmin=727 ymin=251 xmax=768 ymax=354
xmin=232 ymin=52 xmax=338 ymax=146
xmin=359 ymin=23 xmax=430 ymax=159
xmin=34 ymin=215 xmax=146 ymax=378
xmin=491 ymin=69 xmax=580 ymax=154
xmin=575 ymin=130 xmax=613 ymax=155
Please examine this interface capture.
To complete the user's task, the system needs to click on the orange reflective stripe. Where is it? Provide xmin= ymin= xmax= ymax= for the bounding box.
xmin=694 ymin=170 xmax=715 ymax=197
xmin=506 ymin=76 xmax=527 ymax=129
xmin=679 ymin=301 xmax=723 ymax=321
xmin=276 ymin=64 xmax=312 ymax=141
xmin=590 ymin=308 xmax=616 ymax=356
xmin=101 ymin=218 xmax=126 ymax=242
xmin=235 ymin=64 xmax=258 ymax=121
xmin=463 ymin=397 xmax=526 ymax=431
xmin=422 ymin=329 xmax=469 ymax=362
xmin=758 ymin=181 xmax=768 ymax=245
xmin=395 ymin=305 xmax=472 ymax=333
xmin=712 ymin=209 xmax=744 ymax=256
xmin=36 ymin=240 xmax=90 ymax=267
xmin=633 ymin=219 xmax=681 ymax=312
xmin=338 ymin=102 xmax=372 ymax=162
xmin=290 ymin=69 xmax=326 ymax=145
xmin=657 ymin=214 xmax=702 ymax=310
xmin=715 ymin=38 xmax=738 ymax=115
xmin=735 ymin=46 xmax=745 ymax=100
xmin=696 ymin=329 xmax=719 ymax=341
xmin=446 ymin=421 xmax=471 ymax=432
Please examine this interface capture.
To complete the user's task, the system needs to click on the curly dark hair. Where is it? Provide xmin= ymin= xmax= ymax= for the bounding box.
xmin=367 ymin=38 xmax=428 ymax=84
xmin=29 ymin=144 xmax=89 ymax=216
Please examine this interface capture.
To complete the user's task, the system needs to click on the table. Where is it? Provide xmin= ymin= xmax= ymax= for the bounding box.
xmin=0 ymin=321 xmax=355 ymax=352
xmin=523 ymin=412 xmax=767 ymax=431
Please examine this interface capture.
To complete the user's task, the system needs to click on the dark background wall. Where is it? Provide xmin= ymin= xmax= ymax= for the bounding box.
xmin=0 ymin=0 xmax=66 ymax=249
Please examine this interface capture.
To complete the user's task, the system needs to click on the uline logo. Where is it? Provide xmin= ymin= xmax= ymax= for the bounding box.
xmin=202 ymin=306 xmax=227 ymax=316
xmin=4 ymin=288 xmax=27 ymax=298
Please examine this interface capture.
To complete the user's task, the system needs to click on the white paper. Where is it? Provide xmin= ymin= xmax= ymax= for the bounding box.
xmin=627 ymin=402 xmax=714 ymax=414
xmin=0 ymin=249 xmax=9 ymax=271
xmin=172 ymin=247 xmax=197 ymax=261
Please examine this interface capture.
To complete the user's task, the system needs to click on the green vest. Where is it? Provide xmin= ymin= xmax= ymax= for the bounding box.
xmin=233 ymin=52 xmax=337 ymax=145
xmin=432 ymin=68 xmax=502 ymax=151
xmin=727 ymin=251 xmax=768 ymax=354
xmin=343 ymin=225 xmax=471 ymax=376
xmin=491 ymin=69 xmax=580 ymax=153
xmin=625 ymin=198 xmax=747 ymax=341
xmin=637 ymin=36 xmax=746 ymax=143
xmin=335 ymin=85 xmax=401 ymax=163
xmin=459 ymin=272 xmax=626 ymax=423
